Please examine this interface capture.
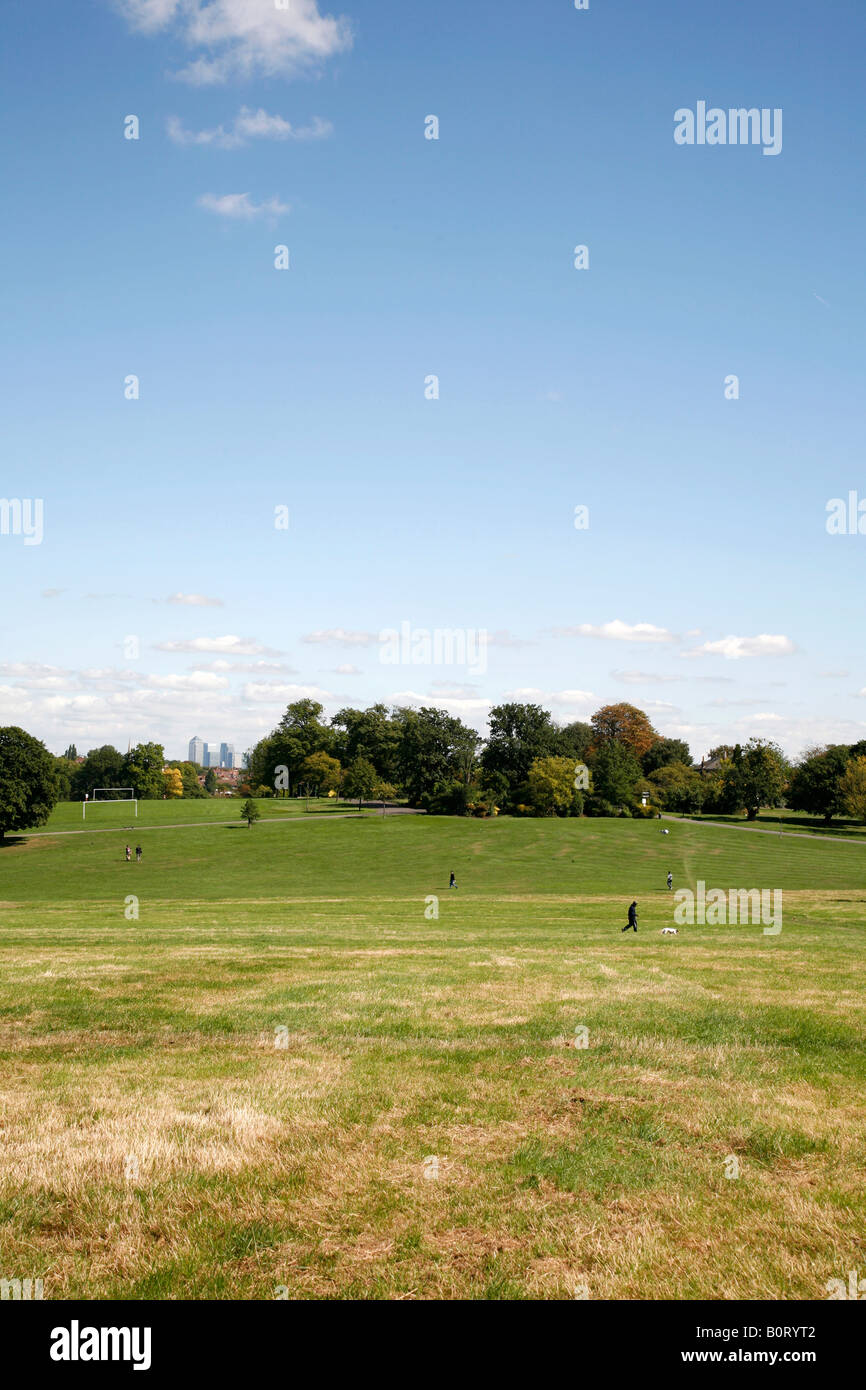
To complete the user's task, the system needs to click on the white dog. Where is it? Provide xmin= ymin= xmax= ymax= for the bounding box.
xmin=661 ymin=927 xmax=678 ymax=936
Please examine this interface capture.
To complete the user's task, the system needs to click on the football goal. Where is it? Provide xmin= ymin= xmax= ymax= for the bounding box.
xmin=82 ymin=788 xmax=138 ymax=819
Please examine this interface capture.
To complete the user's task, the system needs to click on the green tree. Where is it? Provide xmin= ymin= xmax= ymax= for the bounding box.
xmin=204 ymin=768 xmax=218 ymax=795
xmin=396 ymin=707 xmax=479 ymax=806
xmin=240 ymin=798 xmax=260 ymax=828
xmin=721 ymin=739 xmax=787 ymax=820
xmin=788 ymin=745 xmax=850 ymax=824
xmin=53 ymin=755 xmax=77 ymax=801
xmin=63 ymin=744 xmax=78 ymax=761
xmin=72 ymin=745 xmax=125 ymax=800
xmin=526 ymin=756 xmax=579 ymax=816
xmin=298 ymin=751 xmax=342 ymax=795
xmin=589 ymin=740 xmax=642 ymax=809
xmin=840 ymin=756 xmax=866 ymax=823
xmin=123 ymin=743 xmax=166 ymax=800
xmin=481 ymin=703 xmax=557 ymax=802
xmin=331 ymin=704 xmax=402 ymax=783
xmin=641 ymin=738 xmax=692 ymax=775
xmin=552 ymin=720 xmax=594 ymax=763
xmin=342 ymin=755 xmax=378 ymax=810
xmin=0 ymin=727 xmax=59 ymax=843
xmin=648 ymin=763 xmax=704 ymax=814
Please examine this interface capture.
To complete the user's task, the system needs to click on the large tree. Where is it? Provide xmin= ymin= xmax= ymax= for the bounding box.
xmin=299 ymin=751 xmax=342 ymax=795
xmin=642 ymin=737 xmax=692 ymax=775
xmin=123 ymin=743 xmax=166 ymax=800
xmin=397 ymin=707 xmax=479 ymax=806
xmin=248 ymin=699 xmax=333 ymax=795
xmin=481 ymin=703 xmax=557 ymax=798
xmin=331 ymin=704 xmax=401 ymax=784
xmin=590 ymin=703 xmax=659 ymax=759
xmin=526 ymin=756 xmax=579 ymax=816
xmin=788 ymin=745 xmax=851 ymax=824
xmin=589 ymin=739 xmax=642 ymax=808
xmin=0 ymin=727 xmax=59 ymax=842
xmin=721 ymin=739 xmax=788 ymax=820
xmin=648 ymin=762 xmax=704 ymax=814
xmin=342 ymin=755 xmax=378 ymax=810
xmin=72 ymin=745 xmax=125 ymax=800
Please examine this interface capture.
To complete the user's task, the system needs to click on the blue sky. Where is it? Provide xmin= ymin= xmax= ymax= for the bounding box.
xmin=1 ymin=0 xmax=864 ymax=761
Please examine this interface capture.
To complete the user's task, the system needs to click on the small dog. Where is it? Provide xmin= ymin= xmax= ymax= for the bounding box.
xmin=661 ymin=927 xmax=678 ymax=936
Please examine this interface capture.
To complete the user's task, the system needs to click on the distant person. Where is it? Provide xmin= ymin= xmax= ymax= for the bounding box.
xmin=449 ymin=872 xmax=457 ymax=889
xmin=135 ymin=845 xmax=142 ymax=863
xmin=125 ymin=844 xmax=131 ymax=862
xmin=622 ymin=900 xmax=638 ymax=933
xmin=667 ymin=871 xmax=673 ymax=891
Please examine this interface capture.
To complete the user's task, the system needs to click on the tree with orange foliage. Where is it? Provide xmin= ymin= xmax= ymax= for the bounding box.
xmin=590 ymin=703 xmax=659 ymax=759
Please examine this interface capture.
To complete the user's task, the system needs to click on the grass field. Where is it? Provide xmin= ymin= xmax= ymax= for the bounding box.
xmin=1 ymin=809 xmax=864 ymax=1300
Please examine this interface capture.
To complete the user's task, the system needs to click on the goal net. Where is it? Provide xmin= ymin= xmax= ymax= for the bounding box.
xmin=82 ymin=788 xmax=138 ymax=820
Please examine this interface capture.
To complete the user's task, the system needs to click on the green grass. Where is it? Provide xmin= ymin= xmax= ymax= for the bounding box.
xmin=0 ymin=810 xmax=864 ymax=1300
xmin=28 ymin=795 xmax=373 ymax=835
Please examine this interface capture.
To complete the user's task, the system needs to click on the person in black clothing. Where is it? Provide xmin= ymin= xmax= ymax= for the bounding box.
xmin=135 ymin=845 xmax=142 ymax=862
xmin=666 ymin=871 xmax=673 ymax=891
xmin=622 ymin=900 xmax=638 ymax=933
xmin=449 ymin=872 xmax=457 ymax=889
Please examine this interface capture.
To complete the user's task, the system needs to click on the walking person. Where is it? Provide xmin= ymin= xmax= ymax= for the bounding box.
xmin=621 ymin=900 xmax=638 ymax=933
xmin=449 ymin=872 xmax=457 ymax=889
xmin=135 ymin=845 xmax=142 ymax=863
xmin=667 ymin=871 xmax=673 ymax=891
xmin=125 ymin=844 xmax=131 ymax=862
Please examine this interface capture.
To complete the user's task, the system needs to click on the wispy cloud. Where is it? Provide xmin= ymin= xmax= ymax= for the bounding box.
xmin=168 ymin=108 xmax=332 ymax=149
xmin=197 ymin=192 xmax=289 ymax=220
xmin=166 ymin=592 xmax=224 ymax=607
xmin=554 ymin=620 xmax=676 ymax=644
xmin=302 ymin=629 xmax=378 ymax=647
xmin=154 ymin=635 xmax=279 ymax=655
xmin=115 ymin=0 xmax=353 ymax=85
xmin=684 ymin=634 xmax=795 ymax=660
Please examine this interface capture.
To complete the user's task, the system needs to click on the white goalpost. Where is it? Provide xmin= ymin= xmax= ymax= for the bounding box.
xmin=83 ymin=788 xmax=138 ymax=819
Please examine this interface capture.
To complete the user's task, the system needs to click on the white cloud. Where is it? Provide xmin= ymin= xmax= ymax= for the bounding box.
xmin=242 ymin=681 xmax=333 ymax=703
xmin=197 ymin=192 xmax=289 ymax=220
xmin=685 ymin=634 xmax=795 ymax=661
xmin=154 ymin=635 xmax=277 ymax=655
xmin=302 ymin=629 xmax=378 ymax=647
xmin=503 ymin=687 xmax=595 ymax=710
xmin=332 ymin=664 xmax=362 ymax=675
xmin=191 ymin=659 xmax=297 ymax=674
xmin=115 ymin=0 xmax=353 ymax=84
xmin=554 ymin=620 xmax=676 ymax=644
xmin=168 ymin=108 xmax=332 ymax=149
xmin=146 ymin=672 xmax=229 ymax=690
xmin=166 ymin=592 xmax=224 ymax=607
xmin=612 ymin=670 xmax=683 ymax=685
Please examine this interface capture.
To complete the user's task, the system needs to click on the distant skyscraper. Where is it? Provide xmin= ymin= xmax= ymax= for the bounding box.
xmin=189 ymin=736 xmax=205 ymax=766
xmin=220 ymin=742 xmax=235 ymax=769
xmin=205 ymin=748 xmax=222 ymax=768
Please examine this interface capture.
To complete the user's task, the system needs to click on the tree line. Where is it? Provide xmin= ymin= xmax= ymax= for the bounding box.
xmin=244 ymin=699 xmax=866 ymax=824
xmin=2 ymin=706 xmax=866 ymax=843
